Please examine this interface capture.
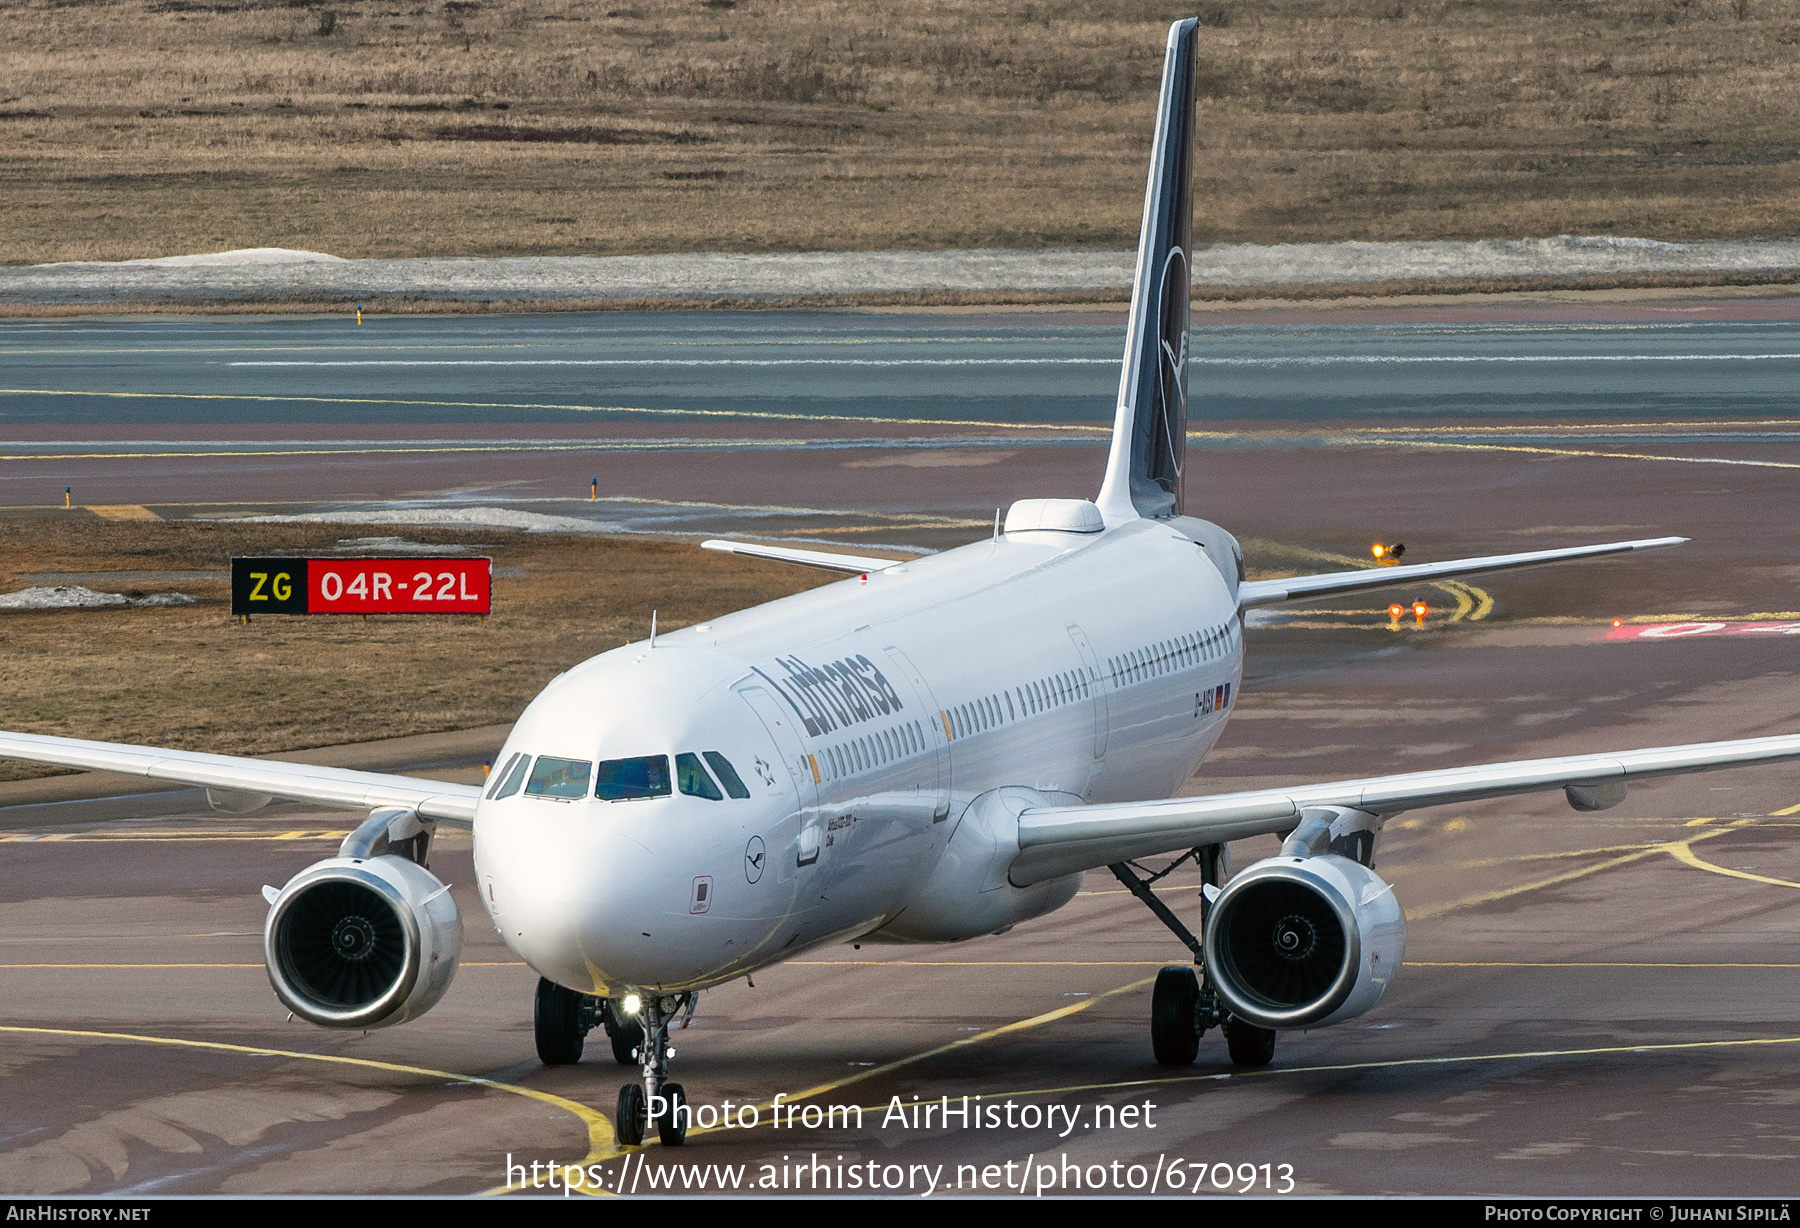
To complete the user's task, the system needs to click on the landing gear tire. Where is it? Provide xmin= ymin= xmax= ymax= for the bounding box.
xmin=1223 ymin=1016 xmax=1277 ymax=1067
xmin=534 ymin=977 xmax=584 ymax=1066
xmin=617 ymin=1082 xmax=647 ymax=1147
xmin=657 ymin=1082 xmax=689 ymax=1147
xmin=609 ymin=1009 xmax=643 ymax=1066
xmin=1151 ymin=964 xmax=1201 ymax=1066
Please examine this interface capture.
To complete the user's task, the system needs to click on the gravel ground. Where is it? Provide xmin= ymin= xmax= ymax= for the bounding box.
xmin=7 ymin=235 xmax=1800 ymax=306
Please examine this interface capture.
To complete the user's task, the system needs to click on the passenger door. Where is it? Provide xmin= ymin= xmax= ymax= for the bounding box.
xmin=735 ymin=682 xmax=825 ymax=875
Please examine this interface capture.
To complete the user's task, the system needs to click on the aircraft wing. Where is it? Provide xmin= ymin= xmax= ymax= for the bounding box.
xmin=0 ymin=731 xmax=481 ymax=824
xmin=701 ymin=539 xmax=909 ymax=574
xmin=1237 ymin=536 xmax=1687 ymax=608
xmin=1006 ymin=732 xmax=1800 ymax=885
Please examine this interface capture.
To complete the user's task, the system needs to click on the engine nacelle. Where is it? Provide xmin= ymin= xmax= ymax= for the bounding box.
xmin=263 ymin=852 xmax=462 ymax=1029
xmin=1203 ymin=853 xmax=1404 ymax=1030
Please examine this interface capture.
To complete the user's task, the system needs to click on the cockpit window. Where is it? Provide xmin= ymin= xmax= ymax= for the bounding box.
xmin=491 ymin=753 xmax=531 ymax=800
xmin=703 ymin=751 xmax=751 ymax=799
xmin=524 ymin=756 xmax=592 ymax=800
xmin=676 ymin=753 xmax=724 ymax=801
xmin=486 ymin=752 xmax=524 ymax=799
xmin=594 ymin=755 xmax=672 ymax=801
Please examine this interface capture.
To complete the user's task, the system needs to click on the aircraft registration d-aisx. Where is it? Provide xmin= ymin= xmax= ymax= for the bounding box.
xmin=6 ymin=19 xmax=1799 ymax=1149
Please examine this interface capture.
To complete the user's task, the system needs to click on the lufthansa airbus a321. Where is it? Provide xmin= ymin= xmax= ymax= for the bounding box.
xmin=6 ymin=19 xmax=1798 ymax=1149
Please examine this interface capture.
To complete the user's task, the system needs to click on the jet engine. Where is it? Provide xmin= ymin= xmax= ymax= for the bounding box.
xmin=1202 ymin=852 xmax=1404 ymax=1030
xmin=263 ymin=809 xmax=461 ymax=1029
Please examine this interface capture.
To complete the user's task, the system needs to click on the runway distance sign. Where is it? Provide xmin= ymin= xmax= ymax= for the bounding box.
xmin=231 ymin=557 xmax=492 ymax=616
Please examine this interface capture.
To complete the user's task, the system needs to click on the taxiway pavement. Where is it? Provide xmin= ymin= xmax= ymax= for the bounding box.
xmin=2 ymin=301 xmax=1800 ymax=1195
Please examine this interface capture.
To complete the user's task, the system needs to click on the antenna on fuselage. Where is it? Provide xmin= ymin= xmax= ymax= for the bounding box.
xmin=649 ymin=610 xmax=658 ymax=650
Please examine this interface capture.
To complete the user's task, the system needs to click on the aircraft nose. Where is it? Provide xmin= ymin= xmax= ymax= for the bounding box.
xmin=477 ymin=809 xmax=663 ymax=993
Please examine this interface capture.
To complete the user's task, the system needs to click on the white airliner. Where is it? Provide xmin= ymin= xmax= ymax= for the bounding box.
xmin=5 ymin=19 xmax=1800 ymax=1150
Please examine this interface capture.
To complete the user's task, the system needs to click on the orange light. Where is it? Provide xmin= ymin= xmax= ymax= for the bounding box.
xmin=1612 ymin=618 xmax=1623 ymax=628
xmin=1388 ymin=604 xmax=1404 ymax=619
xmin=1372 ymin=543 xmax=1386 ymax=559
xmin=1412 ymin=601 xmax=1428 ymax=618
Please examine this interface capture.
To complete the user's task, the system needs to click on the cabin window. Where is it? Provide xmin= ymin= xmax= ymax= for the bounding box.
xmin=594 ymin=755 xmax=672 ymax=801
xmin=526 ymin=755 xmax=592 ymax=800
xmin=676 ymin=752 xmax=724 ymax=801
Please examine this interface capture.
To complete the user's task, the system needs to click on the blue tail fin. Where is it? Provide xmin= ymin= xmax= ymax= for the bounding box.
xmin=1095 ymin=18 xmax=1197 ymax=527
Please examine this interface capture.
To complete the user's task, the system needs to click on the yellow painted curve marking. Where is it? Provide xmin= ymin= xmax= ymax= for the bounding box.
xmin=1405 ymin=827 xmax=1735 ymax=922
xmin=1664 ymin=841 xmax=1800 ymax=890
xmin=474 ymin=972 xmax=1158 ymax=1191
xmin=1439 ymin=580 xmax=1475 ymax=622
xmin=0 ymin=1024 xmax=616 ymax=1193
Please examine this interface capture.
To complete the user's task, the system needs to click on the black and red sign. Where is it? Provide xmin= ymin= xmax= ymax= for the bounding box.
xmin=231 ymin=557 xmax=491 ymax=616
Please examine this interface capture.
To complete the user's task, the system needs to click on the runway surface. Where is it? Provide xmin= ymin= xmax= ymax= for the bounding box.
xmin=3 ymin=300 xmax=1800 ymax=1196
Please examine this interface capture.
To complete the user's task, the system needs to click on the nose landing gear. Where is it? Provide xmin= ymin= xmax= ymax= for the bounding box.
xmin=615 ymin=991 xmax=696 ymax=1148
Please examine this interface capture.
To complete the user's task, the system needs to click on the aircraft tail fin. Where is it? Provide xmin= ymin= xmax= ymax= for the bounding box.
xmin=1094 ymin=18 xmax=1198 ymax=528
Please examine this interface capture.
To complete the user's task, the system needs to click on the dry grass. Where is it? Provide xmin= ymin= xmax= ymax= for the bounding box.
xmin=3 ymin=1 xmax=1800 ymax=264
xmin=0 ymin=515 xmax=829 ymax=779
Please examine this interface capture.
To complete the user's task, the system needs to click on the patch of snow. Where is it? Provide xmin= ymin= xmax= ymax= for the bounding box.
xmin=10 ymin=235 xmax=1800 ymax=302
xmin=230 ymin=507 xmax=620 ymax=533
xmin=0 ymin=585 xmax=129 ymax=609
xmin=0 ymin=585 xmax=198 ymax=609
xmin=32 ymin=247 xmax=347 ymax=269
xmin=331 ymin=536 xmax=488 ymax=554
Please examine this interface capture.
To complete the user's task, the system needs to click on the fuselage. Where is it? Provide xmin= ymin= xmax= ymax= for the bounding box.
xmin=472 ymin=514 xmax=1245 ymax=996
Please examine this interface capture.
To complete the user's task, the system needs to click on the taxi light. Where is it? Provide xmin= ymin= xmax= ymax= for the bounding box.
xmin=1372 ymin=542 xmax=1406 ymax=562
xmin=1612 ymin=618 xmax=1623 ymax=628
xmin=1372 ymin=543 xmax=1385 ymax=559
xmin=1412 ymin=601 xmax=1428 ymax=618
xmin=1388 ymin=604 xmax=1404 ymax=619
xmin=622 ymin=993 xmax=643 ymax=1016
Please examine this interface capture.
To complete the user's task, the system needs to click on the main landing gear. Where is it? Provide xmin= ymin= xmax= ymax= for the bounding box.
xmin=533 ymin=977 xmax=646 ymax=1067
xmin=1109 ymin=845 xmax=1277 ymax=1069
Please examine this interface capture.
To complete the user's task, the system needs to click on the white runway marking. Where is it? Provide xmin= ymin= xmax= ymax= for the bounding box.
xmin=224 ymin=357 xmax=1117 ymax=368
xmin=1196 ymin=353 xmax=1800 ymax=366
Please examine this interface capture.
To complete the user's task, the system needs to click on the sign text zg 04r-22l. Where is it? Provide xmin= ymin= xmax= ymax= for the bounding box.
xmin=231 ymin=557 xmax=492 ymax=616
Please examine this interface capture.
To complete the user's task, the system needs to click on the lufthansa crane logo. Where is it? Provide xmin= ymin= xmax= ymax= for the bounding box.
xmin=744 ymin=835 xmax=766 ymax=884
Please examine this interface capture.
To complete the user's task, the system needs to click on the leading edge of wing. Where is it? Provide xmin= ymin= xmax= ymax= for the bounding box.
xmin=0 ymin=731 xmax=481 ymax=824
xmin=1007 ymin=731 xmax=1800 ymax=885
xmin=700 ymin=539 xmax=910 ymax=575
xmin=1237 ymin=536 xmax=1688 ymax=608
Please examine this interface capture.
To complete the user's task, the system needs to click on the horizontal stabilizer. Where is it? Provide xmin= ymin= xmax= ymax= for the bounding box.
xmin=1008 ymin=730 xmax=1800 ymax=884
xmin=701 ymin=539 xmax=910 ymax=574
xmin=1238 ymin=536 xmax=1687 ymax=608
xmin=0 ymin=731 xmax=480 ymax=823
